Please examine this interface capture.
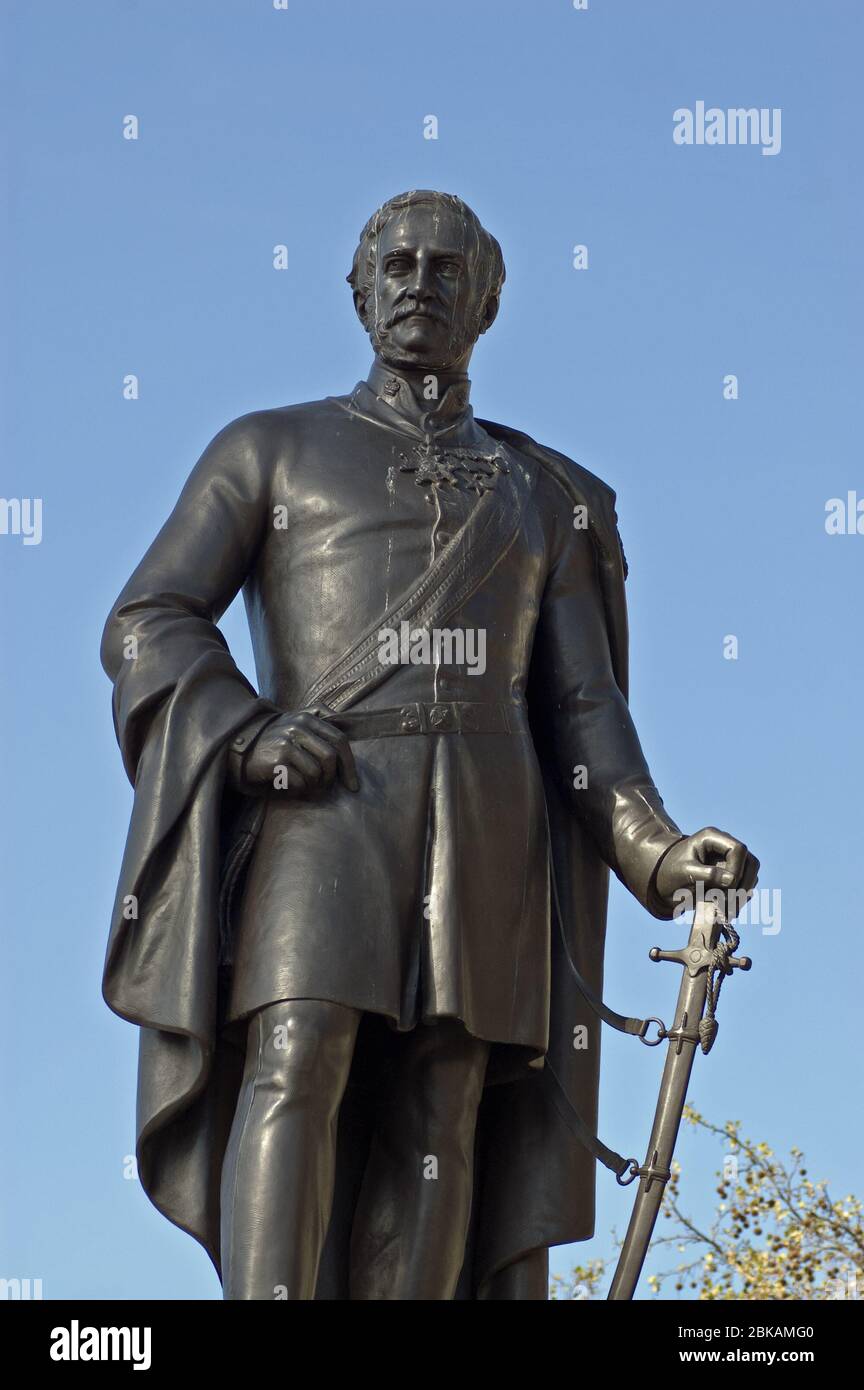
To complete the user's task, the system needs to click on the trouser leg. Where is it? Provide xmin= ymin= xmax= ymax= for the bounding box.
xmin=349 ymin=1018 xmax=491 ymax=1300
xmin=478 ymin=1248 xmax=550 ymax=1300
xmin=220 ymin=998 xmax=361 ymax=1300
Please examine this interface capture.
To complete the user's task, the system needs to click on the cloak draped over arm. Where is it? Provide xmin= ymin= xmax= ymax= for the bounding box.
xmin=102 ymin=413 xmax=278 ymax=774
xmin=101 ymin=413 xmax=280 ymax=1261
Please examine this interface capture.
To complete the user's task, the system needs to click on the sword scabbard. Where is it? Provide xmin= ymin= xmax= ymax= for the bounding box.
xmin=608 ymin=901 xmax=732 ymax=1301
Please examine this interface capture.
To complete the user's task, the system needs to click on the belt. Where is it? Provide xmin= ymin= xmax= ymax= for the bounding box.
xmin=328 ymin=701 xmax=525 ymax=741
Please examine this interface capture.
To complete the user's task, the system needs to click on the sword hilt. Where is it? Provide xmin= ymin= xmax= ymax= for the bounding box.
xmin=649 ymin=902 xmax=750 ymax=977
xmin=648 ymin=943 xmax=752 ymax=973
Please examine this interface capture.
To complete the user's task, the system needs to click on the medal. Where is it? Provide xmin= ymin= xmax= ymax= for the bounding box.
xmin=395 ymin=440 xmax=510 ymax=494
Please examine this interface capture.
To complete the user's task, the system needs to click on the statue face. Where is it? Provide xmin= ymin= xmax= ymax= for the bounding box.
xmin=368 ymin=202 xmax=489 ymax=371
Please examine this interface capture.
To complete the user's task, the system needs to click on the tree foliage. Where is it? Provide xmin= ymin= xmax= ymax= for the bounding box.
xmin=551 ymin=1106 xmax=863 ymax=1301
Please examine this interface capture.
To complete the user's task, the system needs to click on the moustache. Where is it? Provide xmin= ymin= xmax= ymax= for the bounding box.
xmin=386 ymin=302 xmax=448 ymax=329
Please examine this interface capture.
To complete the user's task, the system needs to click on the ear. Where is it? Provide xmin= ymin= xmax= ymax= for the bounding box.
xmin=478 ymin=293 xmax=500 ymax=336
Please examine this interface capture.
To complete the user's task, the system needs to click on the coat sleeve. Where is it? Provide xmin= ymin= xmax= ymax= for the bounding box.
xmin=101 ymin=411 xmax=279 ymax=781
xmin=530 ymin=476 xmax=684 ymax=918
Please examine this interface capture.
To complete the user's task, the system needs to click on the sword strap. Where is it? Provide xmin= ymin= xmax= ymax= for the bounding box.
xmin=542 ymin=1061 xmax=638 ymax=1183
xmin=546 ymin=804 xmax=667 ymax=1044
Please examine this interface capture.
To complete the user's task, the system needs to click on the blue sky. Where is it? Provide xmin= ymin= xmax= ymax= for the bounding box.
xmin=1 ymin=0 xmax=861 ymax=1299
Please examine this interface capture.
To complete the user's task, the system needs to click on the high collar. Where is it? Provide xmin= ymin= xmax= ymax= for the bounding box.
xmin=362 ymin=360 xmax=473 ymax=438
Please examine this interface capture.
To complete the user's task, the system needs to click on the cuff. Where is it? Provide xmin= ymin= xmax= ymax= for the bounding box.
xmin=227 ymin=710 xmax=281 ymax=779
xmin=610 ymin=784 xmax=685 ymax=919
xmin=643 ymin=833 xmax=689 ymax=920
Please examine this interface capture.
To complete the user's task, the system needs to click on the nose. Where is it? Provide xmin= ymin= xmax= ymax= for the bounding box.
xmin=405 ymin=254 xmax=435 ymax=301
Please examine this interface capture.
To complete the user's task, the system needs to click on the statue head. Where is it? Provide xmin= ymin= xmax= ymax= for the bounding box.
xmin=347 ymin=190 xmax=505 ymax=373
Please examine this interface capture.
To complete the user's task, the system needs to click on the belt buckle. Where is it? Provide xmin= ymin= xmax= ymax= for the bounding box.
xmin=428 ymin=702 xmax=457 ymax=732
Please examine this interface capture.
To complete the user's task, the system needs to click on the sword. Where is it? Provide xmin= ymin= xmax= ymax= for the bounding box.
xmin=607 ymin=899 xmax=751 ymax=1300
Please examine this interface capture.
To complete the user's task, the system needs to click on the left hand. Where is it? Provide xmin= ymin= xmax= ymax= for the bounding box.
xmin=655 ymin=827 xmax=759 ymax=918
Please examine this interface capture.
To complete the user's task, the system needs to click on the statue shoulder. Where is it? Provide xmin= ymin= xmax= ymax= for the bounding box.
xmin=212 ymin=397 xmax=334 ymax=449
xmin=477 ymin=418 xmax=627 ymax=576
xmin=477 ymin=418 xmax=615 ymax=505
xmin=198 ymin=397 xmax=341 ymax=479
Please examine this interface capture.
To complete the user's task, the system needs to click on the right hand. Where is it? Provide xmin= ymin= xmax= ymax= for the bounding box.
xmin=243 ymin=709 xmax=359 ymax=797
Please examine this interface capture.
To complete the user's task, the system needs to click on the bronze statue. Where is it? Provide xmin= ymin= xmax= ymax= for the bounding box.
xmin=101 ymin=190 xmax=758 ymax=1300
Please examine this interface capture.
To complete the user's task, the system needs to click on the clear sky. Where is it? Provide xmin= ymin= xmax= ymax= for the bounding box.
xmin=1 ymin=0 xmax=861 ymax=1300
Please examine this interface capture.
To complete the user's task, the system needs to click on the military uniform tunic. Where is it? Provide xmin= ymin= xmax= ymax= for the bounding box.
xmin=223 ymin=369 xmax=679 ymax=1063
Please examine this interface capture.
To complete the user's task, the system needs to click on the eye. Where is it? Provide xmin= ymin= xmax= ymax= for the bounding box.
xmin=385 ymin=256 xmax=411 ymax=275
xmin=438 ymin=261 xmax=460 ymax=277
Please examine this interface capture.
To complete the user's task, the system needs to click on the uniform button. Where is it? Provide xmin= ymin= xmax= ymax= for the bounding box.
xmin=438 ymin=531 xmax=452 ymax=547
xmin=400 ymin=705 xmax=420 ymax=732
xmin=429 ymin=704 xmax=456 ymax=730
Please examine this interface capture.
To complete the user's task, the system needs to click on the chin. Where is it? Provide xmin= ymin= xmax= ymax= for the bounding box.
xmin=376 ymin=324 xmax=466 ymax=372
xmin=385 ymin=344 xmax=447 ymax=371
xmin=394 ymin=325 xmax=443 ymax=355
